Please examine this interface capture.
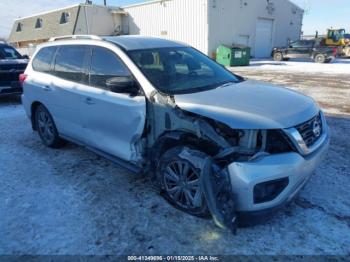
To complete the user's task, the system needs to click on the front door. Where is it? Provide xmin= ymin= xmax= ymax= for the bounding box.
xmin=82 ymin=46 xmax=146 ymax=162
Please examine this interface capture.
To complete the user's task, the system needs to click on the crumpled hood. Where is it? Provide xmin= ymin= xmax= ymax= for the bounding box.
xmin=174 ymin=80 xmax=319 ymax=129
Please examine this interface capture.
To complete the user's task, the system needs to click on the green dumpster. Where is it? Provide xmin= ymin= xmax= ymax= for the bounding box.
xmin=216 ymin=44 xmax=250 ymax=67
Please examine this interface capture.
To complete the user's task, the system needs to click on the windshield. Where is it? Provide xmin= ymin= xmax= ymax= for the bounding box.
xmin=128 ymin=47 xmax=242 ymax=94
xmin=0 ymin=45 xmax=23 ymax=60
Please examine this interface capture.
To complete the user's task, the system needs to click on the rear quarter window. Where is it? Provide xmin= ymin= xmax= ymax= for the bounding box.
xmin=32 ymin=46 xmax=57 ymax=72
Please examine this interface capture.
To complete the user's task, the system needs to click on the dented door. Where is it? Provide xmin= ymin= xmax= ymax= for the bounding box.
xmin=82 ymin=46 xmax=146 ymax=162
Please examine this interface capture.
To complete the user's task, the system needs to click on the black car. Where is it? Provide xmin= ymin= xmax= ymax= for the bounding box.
xmin=272 ymin=39 xmax=336 ymax=63
xmin=0 ymin=43 xmax=28 ymax=96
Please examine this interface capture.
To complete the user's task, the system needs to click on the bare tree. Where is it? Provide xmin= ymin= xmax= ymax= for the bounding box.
xmin=302 ymin=0 xmax=311 ymax=15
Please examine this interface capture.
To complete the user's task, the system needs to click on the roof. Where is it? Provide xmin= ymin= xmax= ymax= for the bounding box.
xmin=122 ymin=0 xmax=171 ymax=9
xmin=103 ymin=35 xmax=186 ymax=50
xmin=13 ymin=4 xmax=81 ymax=21
xmin=8 ymin=4 xmax=124 ymax=44
xmin=8 ymin=5 xmax=81 ymax=43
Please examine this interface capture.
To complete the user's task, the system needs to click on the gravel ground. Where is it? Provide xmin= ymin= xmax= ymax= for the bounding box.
xmin=0 ymin=60 xmax=350 ymax=256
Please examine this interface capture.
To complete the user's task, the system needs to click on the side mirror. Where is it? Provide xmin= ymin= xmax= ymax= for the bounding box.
xmin=22 ymin=55 xmax=29 ymax=59
xmin=106 ymin=76 xmax=138 ymax=95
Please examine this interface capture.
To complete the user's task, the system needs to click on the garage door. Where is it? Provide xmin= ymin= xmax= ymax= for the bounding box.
xmin=255 ymin=18 xmax=274 ymax=58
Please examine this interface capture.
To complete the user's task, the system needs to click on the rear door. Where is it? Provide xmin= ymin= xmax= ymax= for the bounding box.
xmin=82 ymin=46 xmax=146 ymax=162
xmin=49 ymin=45 xmax=90 ymax=142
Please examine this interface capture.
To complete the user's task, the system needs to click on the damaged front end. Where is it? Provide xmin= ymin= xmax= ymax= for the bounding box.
xmin=178 ymin=148 xmax=238 ymax=234
xmin=146 ymin=92 xmax=299 ymax=233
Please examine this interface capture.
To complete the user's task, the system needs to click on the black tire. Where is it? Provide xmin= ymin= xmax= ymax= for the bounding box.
xmin=34 ymin=104 xmax=64 ymax=148
xmin=157 ymin=146 xmax=210 ymax=217
xmin=273 ymin=52 xmax=283 ymax=61
xmin=314 ymin=54 xmax=326 ymax=63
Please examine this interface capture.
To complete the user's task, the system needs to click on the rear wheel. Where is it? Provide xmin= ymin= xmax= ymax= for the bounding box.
xmin=273 ymin=52 xmax=283 ymax=61
xmin=157 ymin=146 xmax=210 ymax=217
xmin=314 ymin=54 xmax=326 ymax=63
xmin=34 ymin=104 xmax=64 ymax=148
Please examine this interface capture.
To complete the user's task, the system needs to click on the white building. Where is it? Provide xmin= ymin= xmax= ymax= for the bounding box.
xmin=123 ymin=0 xmax=304 ymax=58
xmin=9 ymin=0 xmax=303 ymax=58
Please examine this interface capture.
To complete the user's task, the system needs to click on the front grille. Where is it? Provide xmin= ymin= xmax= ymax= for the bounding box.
xmin=295 ymin=113 xmax=323 ymax=147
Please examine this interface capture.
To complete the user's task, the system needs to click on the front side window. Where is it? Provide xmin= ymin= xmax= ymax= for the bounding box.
xmin=290 ymin=41 xmax=303 ymax=48
xmin=32 ymin=46 xmax=57 ymax=72
xmin=54 ymin=45 xmax=88 ymax=83
xmin=0 ymin=45 xmax=23 ymax=60
xmin=304 ymin=41 xmax=314 ymax=48
xmin=89 ymin=47 xmax=131 ymax=89
xmin=128 ymin=47 xmax=241 ymax=94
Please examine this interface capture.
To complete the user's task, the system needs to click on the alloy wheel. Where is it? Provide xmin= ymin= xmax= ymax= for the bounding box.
xmin=37 ymin=108 xmax=55 ymax=144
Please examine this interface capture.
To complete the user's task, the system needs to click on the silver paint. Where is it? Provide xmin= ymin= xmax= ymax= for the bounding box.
xmin=174 ymin=80 xmax=319 ymax=129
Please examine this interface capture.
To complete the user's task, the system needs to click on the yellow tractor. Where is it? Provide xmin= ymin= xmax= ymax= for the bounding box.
xmin=325 ymin=29 xmax=348 ymax=46
xmin=324 ymin=29 xmax=350 ymax=57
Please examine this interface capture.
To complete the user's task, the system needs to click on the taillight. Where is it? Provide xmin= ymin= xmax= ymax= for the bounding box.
xmin=19 ymin=74 xmax=27 ymax=85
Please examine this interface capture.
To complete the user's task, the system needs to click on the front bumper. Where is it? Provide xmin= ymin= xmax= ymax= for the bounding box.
xmin=227 ymin=124 xmax=330 ymax=213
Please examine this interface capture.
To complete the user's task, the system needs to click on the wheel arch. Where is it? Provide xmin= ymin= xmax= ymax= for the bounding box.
xmin=30 ymin=101 xmax=43 ymax=131
xmin=149 ymin=130 xmax=220 ymax=170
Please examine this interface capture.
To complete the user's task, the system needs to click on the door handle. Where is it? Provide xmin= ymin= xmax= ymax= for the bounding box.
xmin=85 ymin=97 xmax=95 ymax=105
xmin=42 ymin=85 xmax=52 ymax=91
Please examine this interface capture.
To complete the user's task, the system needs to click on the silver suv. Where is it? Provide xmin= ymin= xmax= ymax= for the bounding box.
xmin=22 ymin=35 xmax=330 ymax=231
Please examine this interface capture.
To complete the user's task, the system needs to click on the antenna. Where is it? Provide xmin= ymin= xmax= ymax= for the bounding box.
xmin=302 ymin=0 xmax=311 ymax=15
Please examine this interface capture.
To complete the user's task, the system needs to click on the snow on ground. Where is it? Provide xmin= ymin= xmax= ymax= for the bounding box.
xmin=244 ymin=58 xmax=350 ymax=75
xmin=0 ymin=63 xmax=350 ymax=256
xmin=232 ymin=60 xmax=350 ymax=116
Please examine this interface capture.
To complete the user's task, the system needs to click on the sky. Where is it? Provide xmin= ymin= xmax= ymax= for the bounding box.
xmin=0 ymin=0 xmax=349 ymax=38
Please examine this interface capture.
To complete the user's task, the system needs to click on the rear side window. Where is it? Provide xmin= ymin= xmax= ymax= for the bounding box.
xmin=32 ymin=46 xmax=57 ymax=72
xmin=54 ymin=45 xmax=88 ymax=83
xmin=89 ymin=47 xmax=130 ymax=89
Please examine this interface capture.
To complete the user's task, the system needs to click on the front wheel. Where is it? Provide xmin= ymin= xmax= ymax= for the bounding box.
xmin=34 ymin=104 xmax=64 ymax=148
xmin=273 ymin=52 xmax=283 ymax=61
xmin=157 ymin=146 xmax=210 ymax=217
xmin=314 ymin=54 xmax=326 ymax=63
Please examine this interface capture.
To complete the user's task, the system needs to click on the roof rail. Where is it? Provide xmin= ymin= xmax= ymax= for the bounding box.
xmin=49 ymin=35 xmax=102 ymax=42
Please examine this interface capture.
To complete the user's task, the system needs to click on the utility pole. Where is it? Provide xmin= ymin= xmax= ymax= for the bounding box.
xmin=104 ymin=0 xmax=107 ymax=5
